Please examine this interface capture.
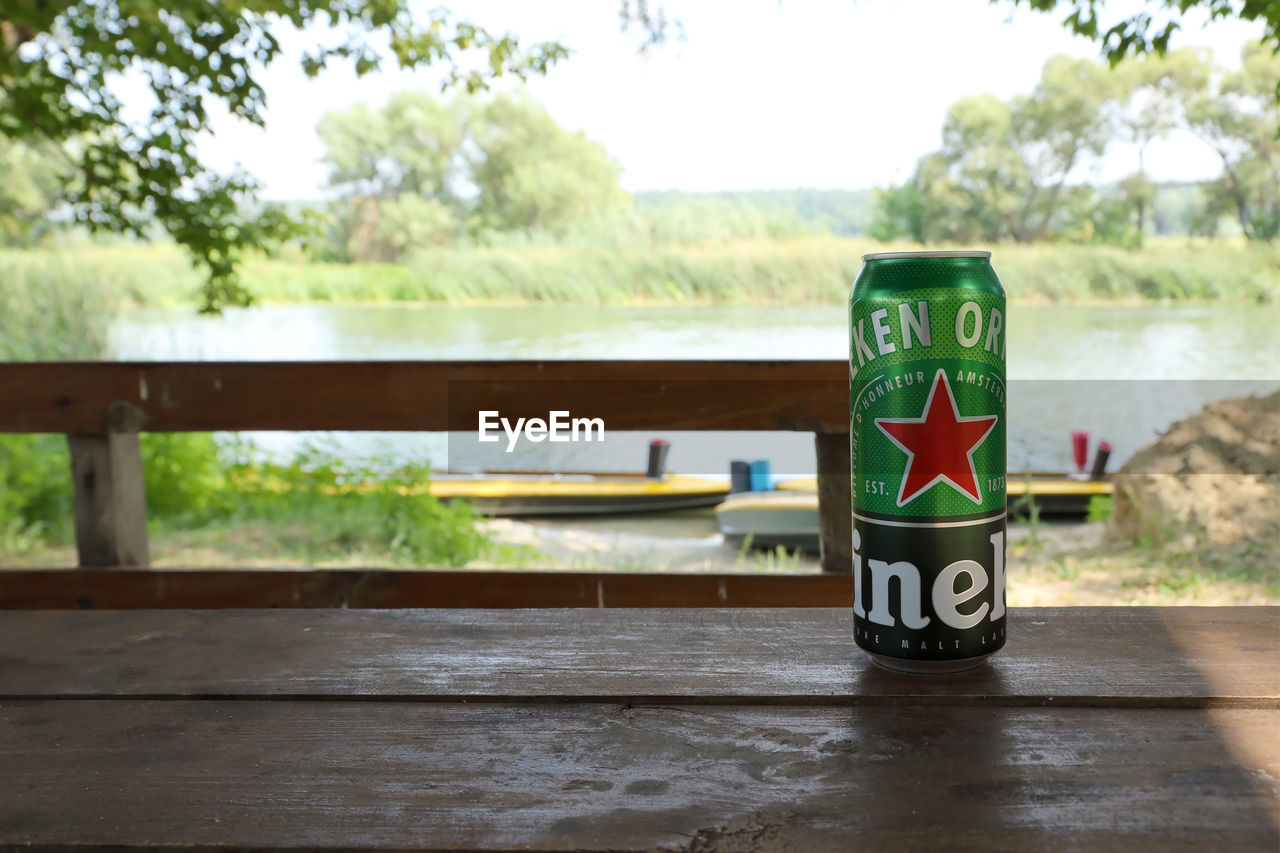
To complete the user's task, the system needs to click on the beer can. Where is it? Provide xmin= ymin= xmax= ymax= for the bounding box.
xmin=849 ymin=250 xmax=1007 ymax=672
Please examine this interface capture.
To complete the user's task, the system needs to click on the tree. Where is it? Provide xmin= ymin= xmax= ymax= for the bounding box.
xmin=319 ymin=92 xmax=464 ymax=202
xmin=931 ymin=95 xmax=1030 ymax=242
xmin=1113 ymin=48 xmax=1211 ymax=243
xmin=1118 ymin=171 xmax=1157 ymax=241
xmin=467 ymin=95 xmax=629 ymax=235
xmin=0 ymin=2 xmax=570 ymax=311
xmin=1010 ymin=55 xmax=1120 ymax=241
xmin=867 ymin=182 xmax=928 ymax=243
xmin=1188 ymin=181 xmax=1230 ymax=238
xmin=315 ymin=91 xmax=628 ymax=258
xmin=1057 ymin=185 xmax=1140 ymax=245
xmin=1115 ymin=49 xmax=1210 ymax=174
xmin=318 ymin=91 xmax=464 ymax=261
xmin=874 ymin=55 xmax=1121 ymax=244
xmin=1186 ymin=41 xmax=1280 ymax=240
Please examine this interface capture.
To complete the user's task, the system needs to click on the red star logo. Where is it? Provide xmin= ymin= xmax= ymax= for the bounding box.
xmin=874 ymin=369 xmax=999 ymax=507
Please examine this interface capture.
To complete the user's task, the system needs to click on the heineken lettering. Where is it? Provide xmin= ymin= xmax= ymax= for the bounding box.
xmin=849 ymin=250 xmax=1008 ymax=673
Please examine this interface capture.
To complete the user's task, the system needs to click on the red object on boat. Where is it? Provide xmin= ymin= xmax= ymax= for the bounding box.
xmin=1072 ymin=431 xmax=1090 ymax=474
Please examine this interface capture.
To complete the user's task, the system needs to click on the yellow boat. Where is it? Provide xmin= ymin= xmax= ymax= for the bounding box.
xmin=722 ymin=474 xmax=1113 ymax=551
xmin=228 ymin=467 xmax=729 ymax=517
xmin=776 ymin=473 xmax=1111 ymax=515
xmin=428 ymin=471 xmax=731 ymax=516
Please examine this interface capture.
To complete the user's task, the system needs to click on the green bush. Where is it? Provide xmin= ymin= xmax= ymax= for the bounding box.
xmin=150 ymin=434 xmax=497 ymax=565
xmin=141 ymin=433 xmax=234 ymax=524
xmin=221 ymin=450 xmax=492 ymax=566
xmin=0 ymin=435 xmax=74 ymax=544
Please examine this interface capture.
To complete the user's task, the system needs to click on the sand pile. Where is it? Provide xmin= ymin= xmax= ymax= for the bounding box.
xmin=1108 ymin=390 xmax=1279 ymax=560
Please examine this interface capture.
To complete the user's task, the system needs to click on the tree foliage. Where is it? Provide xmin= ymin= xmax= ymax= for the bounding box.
xmin=317 ymin=92 xmax=628 ymax=261
xmin=1003 ymin=0 xmax=1279 ymax=76
xmin=1185 ymin=41 xmax=1280 ymax=239
xmin=873 ymin=44 xmax=1276 ymax=246
xmin=0 ymin=1 xmax=569 ymax=311
xmin=467 ymin=95 xmax=629 ymax=236
xmin=0 ymin=135 xmax=66 ymax=246
xmin=874 ymin=56 xmax=1122 ymax=245
xmin=1113 ymin=47 xmax=1211 ymax=243
xmin=317 ymin=91 xmax=465 ymax=261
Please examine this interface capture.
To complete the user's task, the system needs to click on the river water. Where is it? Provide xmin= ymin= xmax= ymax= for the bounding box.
xmin=110 ymin=303 xmax=1280 ymax=478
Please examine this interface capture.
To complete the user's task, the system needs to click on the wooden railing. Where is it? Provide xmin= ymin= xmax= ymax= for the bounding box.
xmin=0 ymin=360 xmax=854 ymax=608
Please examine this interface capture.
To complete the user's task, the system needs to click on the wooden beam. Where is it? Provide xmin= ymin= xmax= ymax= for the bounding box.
xmin=815 ymin=433 xmax=852 ymax=574
xmin=0 ymin=361 xmax=848 ymax=434
xmin=66 ymin=403 xmax=149 ymax=568
xmin=0 ymin=569 xmax=852 ymax=610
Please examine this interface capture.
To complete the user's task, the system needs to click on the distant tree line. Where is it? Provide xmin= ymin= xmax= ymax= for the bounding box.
xmin=2 ymin=42 xmax=1273 ymax=265
xmin=870 ymin=42 xmax=1278 ymax=246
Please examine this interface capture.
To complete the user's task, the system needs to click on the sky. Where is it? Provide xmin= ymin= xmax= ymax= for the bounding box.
xmin=193 ymin=0 xmax=1267 ymax=199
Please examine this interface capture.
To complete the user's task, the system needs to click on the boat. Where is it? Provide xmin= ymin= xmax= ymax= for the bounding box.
xmin=229 ymin=440 xmax=729 ymax=517
xmin=431 ymin=440 xmax=729 ymax=516
xmin=230 ymin=467 xmax=730 ymax=516
xmin=714 ymin=489 xmax=825 ymax=551
xmin=719 ymin=473 xmax=1114 ymax=552
xmin=775 ymin=473 xmax=1112 ymax=514
xmin=428 ymin=470 xmax=730 ymax=516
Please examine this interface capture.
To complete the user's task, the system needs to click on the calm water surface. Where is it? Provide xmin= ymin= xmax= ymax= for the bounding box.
xmin=110 ymin=303 xmax=1280 ymax=476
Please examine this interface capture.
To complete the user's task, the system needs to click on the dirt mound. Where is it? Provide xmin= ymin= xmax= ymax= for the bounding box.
xmin=1108 ymin=390 xmax=1279 ymax=559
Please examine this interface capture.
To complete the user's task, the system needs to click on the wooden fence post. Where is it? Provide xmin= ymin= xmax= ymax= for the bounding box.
xmin=814 ymin=432 xmax=851 ymax=574
xmin=67 ymin=403 xmax=149 ymax=568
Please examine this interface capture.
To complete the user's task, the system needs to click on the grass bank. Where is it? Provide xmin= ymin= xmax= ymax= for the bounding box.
xmin=3 ymin=237 xmax=1277 ymax=309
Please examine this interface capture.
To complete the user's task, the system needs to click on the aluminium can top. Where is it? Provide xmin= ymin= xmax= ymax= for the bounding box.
xmin=861 ymin=250 xmax=992 ymax=261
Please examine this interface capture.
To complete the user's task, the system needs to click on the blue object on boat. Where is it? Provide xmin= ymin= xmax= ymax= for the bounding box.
xmin=748 ymin=459 xmax=772 ymax=492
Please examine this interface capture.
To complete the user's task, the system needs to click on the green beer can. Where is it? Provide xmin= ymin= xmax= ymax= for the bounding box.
xmin=849 ymin=250 xmax=1006 ymax=673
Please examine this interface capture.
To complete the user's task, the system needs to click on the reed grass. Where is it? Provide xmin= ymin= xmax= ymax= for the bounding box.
xmin=4 ymin=237 xmax=1275 ymax=314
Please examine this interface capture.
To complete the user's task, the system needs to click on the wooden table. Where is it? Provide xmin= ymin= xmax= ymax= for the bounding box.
xmin=0 ymin=607 xmax=1276 ymax=851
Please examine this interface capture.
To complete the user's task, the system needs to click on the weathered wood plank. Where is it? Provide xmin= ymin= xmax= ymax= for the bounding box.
xmin=0 ymin=568 xmax=852 ymax=609
xmin=0 ymin=700 xmax=1274 ymax=851
xmin=814 ymin=433 xmax=851 ymax=573
xmin=66 ymin=409 xmax=150 ymax=568
xmin=0 ymin=361 xmax=848 ymax=434
xmin=0 ymin=608 xmax=1274 ymax=707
